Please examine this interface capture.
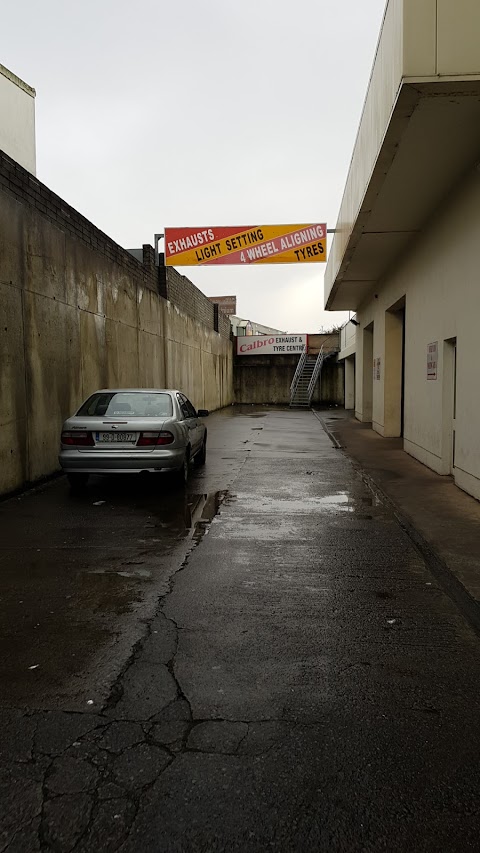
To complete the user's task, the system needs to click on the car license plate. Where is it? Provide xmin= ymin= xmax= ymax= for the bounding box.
xmin=96 ymin=432 xmax=137 ymax=443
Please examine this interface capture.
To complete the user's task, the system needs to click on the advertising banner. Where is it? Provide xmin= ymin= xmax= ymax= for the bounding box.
xmin=165 ymin=225 xmax=327 ymax=266
xmin=237 ymin=334 xmax=308 ymax=356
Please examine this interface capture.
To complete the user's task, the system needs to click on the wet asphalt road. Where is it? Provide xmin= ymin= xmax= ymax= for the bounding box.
xmin=1 ymin=406 xmax=480 ymax=852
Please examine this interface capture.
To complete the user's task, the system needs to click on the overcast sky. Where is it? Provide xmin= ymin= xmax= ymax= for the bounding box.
xmin=3 ymin=0 xmax=386 ymax=332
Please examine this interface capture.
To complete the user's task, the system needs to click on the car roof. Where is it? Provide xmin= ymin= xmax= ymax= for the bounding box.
xmin=91 ymin=389 xmax=179 ymax=394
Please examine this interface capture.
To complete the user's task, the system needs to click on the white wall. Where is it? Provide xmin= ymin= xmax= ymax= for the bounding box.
xmin=0 ymin=65 xmax=36 ymax=174
xmin=339 ymin=320 xmax=357 ymax=357
xmin=356 ymin=166 xmax=480 ymax=500
xmin=325 ymin=0 xmax=480 ymax=307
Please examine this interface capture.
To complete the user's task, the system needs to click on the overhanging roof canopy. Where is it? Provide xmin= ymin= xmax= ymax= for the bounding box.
xmin=325 ymin=0 xmax=480 ymax=311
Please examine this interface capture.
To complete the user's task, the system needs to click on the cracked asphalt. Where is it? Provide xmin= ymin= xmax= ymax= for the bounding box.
xmin=1 ymin=406 xmax=480 ymax=852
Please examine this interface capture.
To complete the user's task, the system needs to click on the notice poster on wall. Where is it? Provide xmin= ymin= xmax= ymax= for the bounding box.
xmin=373 ymin=358 xmax=381 ymax=380
xmin=427 ymin=342 xmax=438 ymax=379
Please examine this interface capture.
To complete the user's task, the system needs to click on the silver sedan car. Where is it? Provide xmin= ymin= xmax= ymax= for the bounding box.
xmin=59 ymin=389 xmax=208 ymax=489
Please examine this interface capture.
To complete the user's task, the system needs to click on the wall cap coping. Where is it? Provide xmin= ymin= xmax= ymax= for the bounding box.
xmin=0 ymin=63 xmax=36 ymax=97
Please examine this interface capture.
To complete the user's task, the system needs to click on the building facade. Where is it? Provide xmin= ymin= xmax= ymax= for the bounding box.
xmin=230 ymin=316 xmax=285 ymax=337
xmin=207 ymin=295 xmax=237 ymax=317
xmin=325 ymin=0 xmax=480 ymax=501
xmin=337 ymin=319 xmax=357 ymax=411
xmin=0 ymin=64 xmax=36 ymax=174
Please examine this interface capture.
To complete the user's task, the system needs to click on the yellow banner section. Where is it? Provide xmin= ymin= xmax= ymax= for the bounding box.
xmin=164 ymin=224 xmax=327 ymax=266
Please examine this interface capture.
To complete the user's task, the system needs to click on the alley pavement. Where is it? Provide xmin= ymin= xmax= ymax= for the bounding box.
xmin=318 ymin=408 xmax=480 ymax=615
xmin=1 ymin=406 xmax=480 ymax=852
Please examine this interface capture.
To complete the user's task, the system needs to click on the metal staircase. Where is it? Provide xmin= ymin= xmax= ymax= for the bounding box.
xmin=290 ymin=346 xmax=327 ymax=408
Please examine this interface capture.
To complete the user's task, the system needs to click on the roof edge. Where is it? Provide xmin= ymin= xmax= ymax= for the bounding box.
xmin=0 ymin=63 xmax=36 ymax=97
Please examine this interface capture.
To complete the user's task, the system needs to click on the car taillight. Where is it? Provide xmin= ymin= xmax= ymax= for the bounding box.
xmin=137 ymin=431 xmax=174 ymax=447
xmin=61 ymin=431 xmax=95 ymax=446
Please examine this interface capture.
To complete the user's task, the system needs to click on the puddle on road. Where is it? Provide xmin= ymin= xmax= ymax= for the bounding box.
xmin=188 ymin=491 xmax=227 ymax=542
xmin=232 ymin=486 xmax=385 ymax=518
xmin=84 ymin=490 xmax=227 ymax=579
xmin=318 ymin=493 xmax=350 ymax=508
xmin=88 ymin=567 xmax=153 ymax=579
xmin=0 ymin=489 xmax=228 ymax=704
xmin=234 ymin=491 xmax=360 ymax=515
xmin=215 ymin=518 xmax=301 ymax=541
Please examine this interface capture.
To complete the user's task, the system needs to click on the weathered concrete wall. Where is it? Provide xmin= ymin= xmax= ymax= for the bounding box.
xmin=234 ymin=333 xmax=342 ymax=406
xmin=0 ymin=151 xmax=233 ymax=495
xmin=234 ymin=355 xmax=343 ymax=406
xmin=307 ymin=333 xmax=341 ymax=356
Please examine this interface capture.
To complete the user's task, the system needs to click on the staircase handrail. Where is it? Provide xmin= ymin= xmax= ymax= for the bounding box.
xmin=307 ymin=345 xmax=325 ymax=403
xmin=290 ymin=345 xmax=308 ymax=400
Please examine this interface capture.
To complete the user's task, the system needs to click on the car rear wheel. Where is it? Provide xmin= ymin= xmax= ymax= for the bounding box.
xmin=174 ymin=450 xmax=190 ymax=486
xmin=67 ymin=473 xmax=89 ymax=490
xmin=195 ymin=437 xmax=207 ymax=466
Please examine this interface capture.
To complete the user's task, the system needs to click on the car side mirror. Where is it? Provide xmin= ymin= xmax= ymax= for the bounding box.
xmin=197 ymin=409 xmax=209 ymax=417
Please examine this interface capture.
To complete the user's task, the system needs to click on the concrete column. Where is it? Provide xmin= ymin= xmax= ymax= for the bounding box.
xmin=345 ymin=356 xmax=355 ymax=410
xmin=359 ymin=326 xmax=373 ymax=422
xmin=384 ymin=310 xmax=404 ymax=436
xmin=441 ymin=338 xmax=456 ymax=475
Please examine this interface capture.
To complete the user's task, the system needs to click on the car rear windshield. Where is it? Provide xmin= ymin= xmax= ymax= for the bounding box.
xmin=77 ymin=392 xmax=173 ymax=418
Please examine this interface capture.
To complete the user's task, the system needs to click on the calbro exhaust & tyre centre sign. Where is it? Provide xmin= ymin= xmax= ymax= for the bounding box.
xmin=164 ymin=225 xmax=327 ymax=266
xmin=237 ymin=334 xmax=308 ymax=356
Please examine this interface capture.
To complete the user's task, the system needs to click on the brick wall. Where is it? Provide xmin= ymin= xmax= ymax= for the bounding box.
xmin=161 ymin=266 xmax=215 ymax=327
xmin=0 ymin=149 xmax=231 ymax=340
xmin=0 ymin=150 xmax=159 ymax=293
xmin=159 ymin=265 xmax=231 ymax=340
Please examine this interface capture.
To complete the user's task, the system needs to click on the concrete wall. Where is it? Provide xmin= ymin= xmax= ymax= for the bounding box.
xmin=0 ymin=151 xmax=233 ymax=495
xmin=234 ymin=333 xmax=342 ymax=406
xmin=0 ymin=65 xmax=36 ymax=174
xmin=344 ymin=357 xmax=356 ymax=410
xmin=159 ymin=266 xmax=232 ymax=335
xmin=307 ymin=333 xmax=340 ymax=356
xmin=355 ymin=165 xmax=480 ymax=500
xmin=234 ymin=356 xmax=343 ymax=406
